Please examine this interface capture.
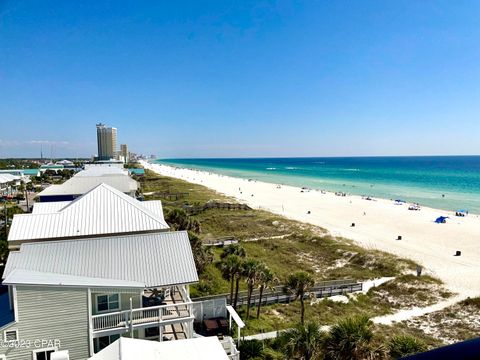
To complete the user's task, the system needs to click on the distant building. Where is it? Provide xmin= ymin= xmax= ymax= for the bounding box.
xmin=55 ymin=159 xmax=75 ymax=168
xmin=39 ymin=163 xmax=64 ymax=173
xmin=96 ymin=123 xmax=117 ymax=160
xmin=35 ymin=171 xmax=138 ymax=202
xmin=120 ymin=144 xmax=129 ymax=163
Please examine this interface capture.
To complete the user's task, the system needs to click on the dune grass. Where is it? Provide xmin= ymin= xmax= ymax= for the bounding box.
xmin=138 ymin=169 xmax=453 ymax=346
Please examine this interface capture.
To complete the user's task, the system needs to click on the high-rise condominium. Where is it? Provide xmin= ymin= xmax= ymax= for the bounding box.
xmin=96 ymin=123 xmax=117 ymax=160
xmin=120 ymin=144 xmax=129 ymax=163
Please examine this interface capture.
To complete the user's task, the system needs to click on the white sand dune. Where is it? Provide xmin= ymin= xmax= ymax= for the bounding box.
xmin=142 ymin=161 xmax=480 ymax=298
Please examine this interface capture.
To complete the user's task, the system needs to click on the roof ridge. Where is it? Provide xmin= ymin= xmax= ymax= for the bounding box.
xmin=19 ymin=230 xmax=185 ymax=247
xmin=98 ymin=184 xmax=168 ymax=226
xmin=56 ymin=182 xmax=106 ymax=211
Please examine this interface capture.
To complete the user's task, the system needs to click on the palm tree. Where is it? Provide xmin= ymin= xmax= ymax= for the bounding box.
xmin=388 ymin=335 xmax=426 ymax=359
xmin=238 ymin=339 xmax=263 ymax=360
xmin=188 ymin=233 xmax=213 ymax=274
xmin=285 ymin=271 xmax=315 ymax=324
xmin=233 ymin=262 xmax=243 ymax=310
xmin=281 ymin=322 xmax=323 ymax=360
xmin=243 ymin=259 xmax=261 ymax=320
xmin=256 ymin=265 xmax=277 ymax=319
xmin=220 ymin=254 xmax=243 ymax=305
xmin=165 ymin=208 xmax=201 ymax=234
xmin=220 ymin=243 xmax=246 ymax=259
xmin=322 ymin=315 xmax=383 ymax=360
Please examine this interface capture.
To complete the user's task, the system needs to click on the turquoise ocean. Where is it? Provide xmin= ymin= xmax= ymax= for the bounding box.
xmin=155 ymin=156 xmax=480 ymax=214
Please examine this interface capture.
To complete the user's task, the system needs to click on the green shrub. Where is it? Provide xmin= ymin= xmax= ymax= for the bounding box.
xmin=388 ymin=335 xmax=427 ymax=359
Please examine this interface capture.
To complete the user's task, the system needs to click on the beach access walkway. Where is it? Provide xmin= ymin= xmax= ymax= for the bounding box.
xmin=244 ymin=293 xmax=466 ymax=341
xmin=193 ymin=279 xmax=362 ymax=308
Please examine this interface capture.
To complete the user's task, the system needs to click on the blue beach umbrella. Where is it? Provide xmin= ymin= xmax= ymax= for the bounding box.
xmin=435 ymin=216 xmax=449 ymax=224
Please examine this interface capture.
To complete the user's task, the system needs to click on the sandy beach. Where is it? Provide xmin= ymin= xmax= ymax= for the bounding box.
xmin=142 ymin=161 xmax=480 ymax=298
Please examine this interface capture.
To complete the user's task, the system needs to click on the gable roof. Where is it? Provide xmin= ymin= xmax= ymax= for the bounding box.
xmin=8 ymin=183 xmax=169 ymax=243
xmin=3 ymin=231 xmax=198 ymax=288
xmin=4 ymin=269 xmax=145 ymax=288
xmin=37 ymin=174 xmax=137 ymax=197
xmin=32 ymin=201 xmax=71 ymax=214
xmin=31 ymin=197 xmax=165 ymax=218
xmin=0 ymin=174 xmax=20 ymax=184
xmin=75 ymin=167 xmax=128 ymax=177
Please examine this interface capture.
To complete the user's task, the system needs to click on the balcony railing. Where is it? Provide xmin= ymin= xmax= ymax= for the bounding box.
xmin=92 ymin=301 xmax=193 ymax=334
xmin=220 ymin=337 xmax=240 ymax=360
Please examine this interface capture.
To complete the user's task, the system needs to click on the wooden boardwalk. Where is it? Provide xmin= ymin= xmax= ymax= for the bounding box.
xmin=193 ymin=279 xmax=362 ymax=307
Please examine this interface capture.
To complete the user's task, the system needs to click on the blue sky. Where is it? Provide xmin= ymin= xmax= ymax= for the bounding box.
xmin=1 ymin=0 xmax=479 ymax=158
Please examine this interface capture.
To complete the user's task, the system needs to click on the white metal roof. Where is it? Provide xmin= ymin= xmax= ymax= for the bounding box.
xmin=31 ymin=198 xmax=165 ymax=219
xmin=89 ymin=337 xmax=229 ymax=360
xmin=141 ymin=200 xmax=165 ymax=219
xmin=9 ymin=183 xmax=169 ymax=242
xmin=37 ymin=175 xmax=137 ymax=197
xmin=0 ymin=174 xmax=21 ymax=183
xmin=75 ymin=167 xmax=128 ymax=177
xmin=32 ymin=201 xmax=71 ymax=214
xmin=3 ymin=231 xmax=198 ymax=288
xmin=3 ymin=269 xmax=145 ymax=288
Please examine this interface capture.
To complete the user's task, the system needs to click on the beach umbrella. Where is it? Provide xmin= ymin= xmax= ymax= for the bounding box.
xmin=435 ymin=216 xmax=449 ymax=224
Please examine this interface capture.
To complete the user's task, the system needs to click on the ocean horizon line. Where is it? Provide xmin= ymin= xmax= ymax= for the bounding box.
xmin=158 ymin=154 xmax=480 ymax=161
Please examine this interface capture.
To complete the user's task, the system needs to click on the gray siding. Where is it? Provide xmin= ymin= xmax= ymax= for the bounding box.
xmin=91 ymin=290 xmax=141 ymax=316
xmin=0 ymin=286 xmax=89 ymax=360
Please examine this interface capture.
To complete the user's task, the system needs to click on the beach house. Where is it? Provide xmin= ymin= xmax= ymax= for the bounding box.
xmin=35 ymin=163 xmax=138 ymax=203
xmin=0 ymin=231 xmax=199 ymax=359
xmin=7 ymin=183 xmax=169 ymax=249
xmin=0 ymin=174 xmax=22 ymax=196
xmin=36 ymin=173 xmax=138 ymax=202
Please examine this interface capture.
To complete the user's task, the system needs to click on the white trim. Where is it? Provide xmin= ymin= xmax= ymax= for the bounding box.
xmin=4 ymin=328 xmax=18 ymax=342
xmin=95 ymin=293 xmax=121 ymax=314
xmin=32 ymin=347 xmax=57 ymax=360
xmin=12 ymin=285 xmax=18 ymax=321
xmin=0 ymin=354 xmax=6 ymax=360
xmin=87 ymin=288 xmax=94 ymax=357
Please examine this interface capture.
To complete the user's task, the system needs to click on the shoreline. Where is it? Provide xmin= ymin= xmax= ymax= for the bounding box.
xmin=157 ymin=158 xmax=480 ymax=215
xmin=141 ymin=160 xmax=480 ymax=298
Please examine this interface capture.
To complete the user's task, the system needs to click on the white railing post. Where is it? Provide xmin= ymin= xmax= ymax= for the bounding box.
xmin=129 ymin=298 xmax=134 ymax=338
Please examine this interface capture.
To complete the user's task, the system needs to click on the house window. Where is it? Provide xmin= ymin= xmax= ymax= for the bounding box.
xmin=145 ymin=326 xmax=159 ymax=338
xmin=96 ymin=294 xmax=119 ymax=312
xmin=4 ymin=329 xmax=18 ymax=342
xmin=32 ymin=348 xmax=56 ymax=360
xmin=94 ymin=334 xmax=120 ymax=353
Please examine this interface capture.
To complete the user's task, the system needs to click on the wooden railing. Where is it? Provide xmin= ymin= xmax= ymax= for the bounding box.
xmin=193 ymin=279 xmax=362 ymax=307
xmin=92 ymin=301 xmax=193 ymax=333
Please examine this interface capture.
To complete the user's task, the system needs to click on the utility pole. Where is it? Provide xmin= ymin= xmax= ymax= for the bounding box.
xmin=2 ymin=199 xmax=7 ymax=239
xmin=24 ymin=181 xmax=30 ymax=213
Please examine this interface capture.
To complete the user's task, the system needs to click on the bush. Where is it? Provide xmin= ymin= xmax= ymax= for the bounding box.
xmin=388 ymin=335 xmax=427 ymax=359
xmin=239 ymin=339 xmax=263 ymax=360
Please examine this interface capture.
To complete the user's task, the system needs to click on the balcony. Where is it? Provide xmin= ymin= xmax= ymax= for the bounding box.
xmin=92 ymin=301 xmax=193 ymax=334
xmin=91 ymin=285 xmax=194 ymax=337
